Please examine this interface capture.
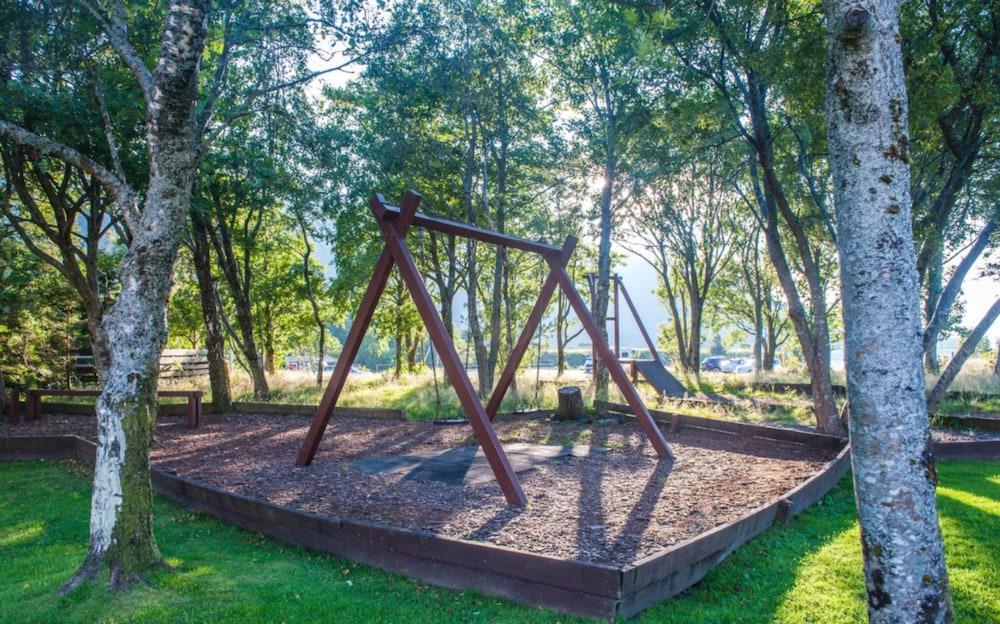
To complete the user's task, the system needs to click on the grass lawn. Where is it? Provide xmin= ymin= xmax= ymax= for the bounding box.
xmin=44 ymin=360 xmax=1000 ymax=426
xmin=1 ymin=460 xmax=997 ymax=623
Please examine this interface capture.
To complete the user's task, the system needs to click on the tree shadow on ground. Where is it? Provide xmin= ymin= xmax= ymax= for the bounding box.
xmin=634 ymin=476 xmax=860 ymax=624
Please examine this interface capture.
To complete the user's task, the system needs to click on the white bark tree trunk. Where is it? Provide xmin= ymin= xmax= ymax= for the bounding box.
xmin=825 ymin=1 xmax=952 ymax=621
xmin=62 ymin=0 xmax=211 ymax=592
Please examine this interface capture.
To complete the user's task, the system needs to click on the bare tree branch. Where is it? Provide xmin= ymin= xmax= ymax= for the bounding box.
xmin=0 ymin=119 xmax=138 ymax=226
xmin=83 ymin=57 xmax=128 ymax=182
xmin=77 ymin=0 xmax=155 ymax=103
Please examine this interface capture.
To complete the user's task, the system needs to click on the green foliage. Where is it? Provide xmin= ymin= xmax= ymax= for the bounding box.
xmin=2 ymin=0 xmax=997 ymax=395
xmin=0 ymin=237 xmax=86 ymax=387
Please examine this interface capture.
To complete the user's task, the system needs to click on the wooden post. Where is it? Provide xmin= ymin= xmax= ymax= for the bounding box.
xmin=9 ymin=390 xmax=18 ymax=424
xmin=186 ymin=392 xmax=202 ymax=428
xmin=547 ymin=258 xmax=674 ymax=461
xmin=296 ymin=192 xmax=421 ymax=466
xmin=372 ymin=196 xmax=528 ymax=507
xmin=586 ymin=273 xmax=598 ymax=387
xmin=27 ymin=390 xmax=39 ymax=421
xmin=613 ymin=274 xmax=620 ymax=359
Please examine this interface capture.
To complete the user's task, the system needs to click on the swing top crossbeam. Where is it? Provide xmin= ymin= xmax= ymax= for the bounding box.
xmin=296 ymin=191 xmax=673 ymax=508
xmin=380 ymin=202 xmax=562 ymax=256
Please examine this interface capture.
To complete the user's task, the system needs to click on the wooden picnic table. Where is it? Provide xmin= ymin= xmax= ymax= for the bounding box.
xmin=10 ymin=389 xmax=202 ymax=428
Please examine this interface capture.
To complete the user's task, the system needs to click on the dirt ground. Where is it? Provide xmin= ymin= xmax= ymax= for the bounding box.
xmin=3 ymin=412 xmax=839 ymax=565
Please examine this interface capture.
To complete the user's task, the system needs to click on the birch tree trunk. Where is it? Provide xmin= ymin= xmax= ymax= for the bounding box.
xmin=927 ymin=296 xmax=1000 ymax=413
xmin=593 ymin=153 xmax=615 ymax=401
xmin=61 ymin=0 xmax=210 ymax=592
xmin=825 ymin=2 xmax=952 ymax=620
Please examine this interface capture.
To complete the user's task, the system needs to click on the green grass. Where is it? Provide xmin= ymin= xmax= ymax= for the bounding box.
xmin=229 ymin=370 xmax=618 ymax=421
xmin=934 ymin=395 xmax=1000 ymax=416
xmin=1 ymin=460 xmax=997 ymax=623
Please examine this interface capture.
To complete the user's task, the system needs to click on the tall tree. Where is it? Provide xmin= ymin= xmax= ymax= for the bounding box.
xmin=903 ymin=0 xmax=1000 ymax=371
xmin=665 ymin=0 xmax=843 ymax=433
xmin=0 ymin=1 xmax=139 ymax=382
xmin=825 ymin=1 xmax=952 ymax=620
xmin=543 ymin=0 xmax=650 ymax=400
xmin=625 ymin=156 xmax=737 ymax=374
xmin=204 ymin=174 xmax=271 ymax=397
xmin=189 ymin=203 xmax=232 ymax=412
xmin=0 ymin=0 xmax=213 ymax=590
xmin=708 ymin=226 xmax=789 ymax=373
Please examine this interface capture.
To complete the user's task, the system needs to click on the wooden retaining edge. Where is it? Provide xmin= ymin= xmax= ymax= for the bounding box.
xmin=595 ymin=400 xmax=846 ymax=450
xmin=24 ymin=402 xmax=405 ymax=421
xmin=942 ymin=389 xmax=1000 ymax=402
xmin=0 ymin=435 xmax=619 ymax=619
xmin=149 ymin=471 xmax=622 ymax=616
xmin=0 ymin=435 xmax=80 ymax=459
xmin=9 ymin=435 xmax=990 ymax=619
xmin=931 ymin=439 xmax=1000 ymax=460
xmin=746 ymin=382 xmax=848 ymax=397
xmin=230 ymin=402 xmax=405 ymax=420
xmin=747 ymin=382 xmax=1000 ymax=404
xmin=662 ymin=394 xmax=813 ymax=413
xmin=616 ymin=445 xmax=851 ymax=618
xmin=934 ymin=413 xmax=1000 ymax=432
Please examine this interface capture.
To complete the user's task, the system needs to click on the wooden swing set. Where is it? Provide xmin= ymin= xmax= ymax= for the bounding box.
xmin=296 ymin=191 xmax=673 ymax=507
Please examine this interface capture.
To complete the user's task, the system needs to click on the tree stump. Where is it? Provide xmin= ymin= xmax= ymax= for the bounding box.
xmin=555 ymin=386 xmax=584 ymax=421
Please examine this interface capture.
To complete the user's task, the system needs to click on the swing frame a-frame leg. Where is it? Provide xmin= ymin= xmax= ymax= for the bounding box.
xmin=485 ymin=243 xmax=674 ymax=461
xmin=296 ymin=192 xmax=422 ymax=469
xmin=297 ymin=192 xmax=526 ymax=506
xmin=296 ymin=191 xmax=673 ymax=508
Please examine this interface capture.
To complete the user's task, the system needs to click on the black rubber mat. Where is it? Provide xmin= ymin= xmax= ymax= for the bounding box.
xmin=352 ymin=443 xmax=606 ymax=486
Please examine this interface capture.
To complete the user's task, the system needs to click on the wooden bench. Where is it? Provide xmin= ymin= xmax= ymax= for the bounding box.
xmin=14 ymin=389 xmax=202 ymax=428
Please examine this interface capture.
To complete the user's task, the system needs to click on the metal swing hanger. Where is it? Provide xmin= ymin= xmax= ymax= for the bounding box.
xmin=295 ymin=190 xmax=673 ymax=508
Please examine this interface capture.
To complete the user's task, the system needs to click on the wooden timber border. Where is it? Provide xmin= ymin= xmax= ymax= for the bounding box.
xmin=4 ymin=400 xmax=404 ymax=423
xmin=934 ymin=412 xmax=1000 ymax=432
xmin=594 ymin=400 xmax=845 ymax=450
xmin=746 ymin=381 xmax=1000 ymax=404
xmin=745 ymin=381 xmax=849 ymax=397
xmin=3 ymin=426 xmax=997 ymax=618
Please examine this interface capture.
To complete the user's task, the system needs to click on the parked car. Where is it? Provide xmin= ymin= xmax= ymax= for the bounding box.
xmin=584 ymin=357 xmax=593 ymax=374
xmin=718 ymin=358 xmax=740 ymax=373
xmin=701 ymin=356 xmax=729 ymax=372
xmin=731 ymin=358 xmax=780 ymax=373
xmin=732 ymin=358 xmax=754 ymax=374
xmin=322 ymin=361 xmax=363 ymax=374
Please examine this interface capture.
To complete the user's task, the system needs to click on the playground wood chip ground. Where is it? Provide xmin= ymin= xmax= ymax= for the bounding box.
xmin=3 ymin=412 xmax=845 ymax=565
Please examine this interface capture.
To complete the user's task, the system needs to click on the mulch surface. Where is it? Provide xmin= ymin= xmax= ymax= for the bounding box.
xmin=2 ymin=412 xmax=836 ymax=566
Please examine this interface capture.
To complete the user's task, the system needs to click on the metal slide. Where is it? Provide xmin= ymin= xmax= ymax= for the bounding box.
xmin=633 ymin=359 xmax=689 ymax=398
